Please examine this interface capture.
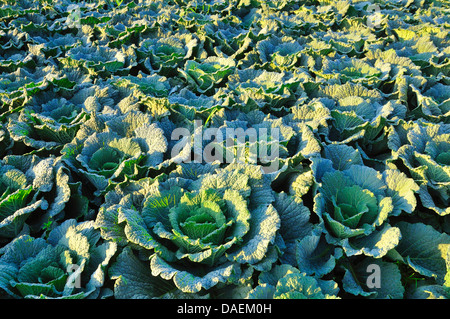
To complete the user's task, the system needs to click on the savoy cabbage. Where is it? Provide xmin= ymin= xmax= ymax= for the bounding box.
xmin=0 ymin=0 xmax=448 ymax=301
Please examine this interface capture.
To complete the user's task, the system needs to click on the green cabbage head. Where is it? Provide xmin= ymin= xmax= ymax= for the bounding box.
xmin=389 ymin=120 xmax=450 ymax=215
xmin=0 ymin=219 xmax=117 ymax=299
xmin=311 ymin=145 xmax=419 ymax=257
xmin=96 ymin=163 xmax=280 ymax=294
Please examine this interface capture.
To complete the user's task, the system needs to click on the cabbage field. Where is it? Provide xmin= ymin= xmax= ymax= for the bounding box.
xmin=0 ymin=0 xmax=449 ymax=300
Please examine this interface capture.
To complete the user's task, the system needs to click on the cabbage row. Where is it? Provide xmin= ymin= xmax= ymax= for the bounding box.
xmin=0 ymin=0 xmax=449 ymax=299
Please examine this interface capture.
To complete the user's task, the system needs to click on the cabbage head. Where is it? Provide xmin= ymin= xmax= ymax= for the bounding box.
xmin=0 ymin=219 xmax=117 ymax=299
xmin=96 ymin=163 xmax=281 ymax=294
xmin=311 ymin=144 xmax=419 ymax=257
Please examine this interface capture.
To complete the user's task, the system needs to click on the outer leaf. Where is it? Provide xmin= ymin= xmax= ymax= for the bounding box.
xmin=342 ymin=258 xmax=404 ymax=299
xmin=395 ymin=222 xmax=450 ymax=284
xmin=296 ymin=229 xmax=341 ymax=277
xmin=150 ymin=254 xmax=241 ymax=293
xmin=109 ymin=247 xmax=175 ymax=299
xmin=227 ymin=204 xmax=280 ymax=267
